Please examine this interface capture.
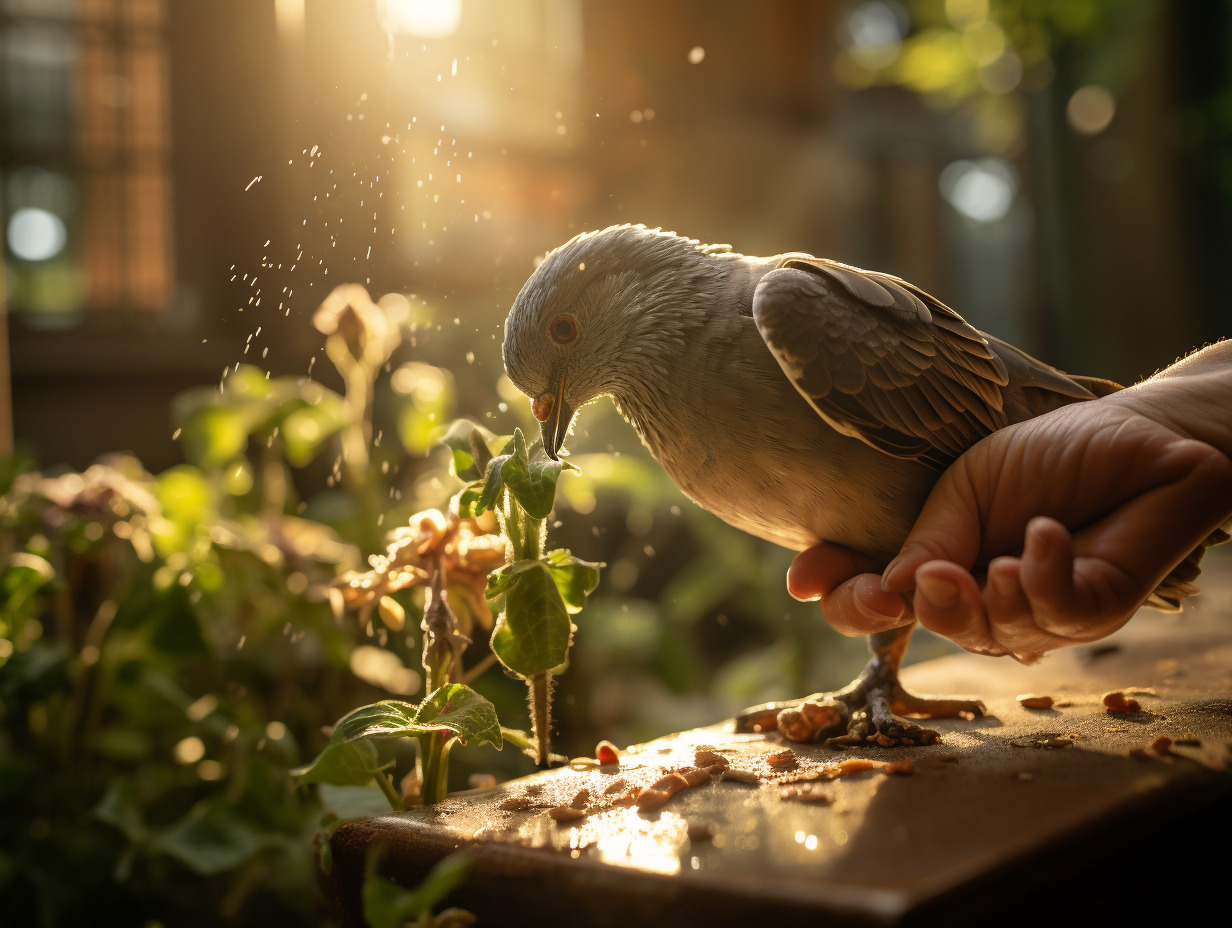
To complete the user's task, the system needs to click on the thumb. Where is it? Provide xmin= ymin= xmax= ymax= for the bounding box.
xmin=882 ymin=459 xmax=984 ymax=592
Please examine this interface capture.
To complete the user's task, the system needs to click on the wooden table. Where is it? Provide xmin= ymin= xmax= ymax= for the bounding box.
xmin=329 ymin=556 xmax=1232 ymax=926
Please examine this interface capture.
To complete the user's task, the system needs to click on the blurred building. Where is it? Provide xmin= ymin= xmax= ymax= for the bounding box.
xmin=2 ymin=0 xmax=1229 ymax=470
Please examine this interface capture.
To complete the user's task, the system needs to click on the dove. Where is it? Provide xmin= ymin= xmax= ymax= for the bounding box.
xmin=501 ymin=224 xmax=1214 ymax=745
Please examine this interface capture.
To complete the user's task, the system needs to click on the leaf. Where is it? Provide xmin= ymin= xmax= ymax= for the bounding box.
xmin=317 ymin=687 xmax=501 ymax=752
xmin=452 ymin=485 xmax=484 ymax=519
xmin=499 ymin=429 xmax=560 ymax=520
xmin=544 ymin=549 xmax=602 ymax=614
xmin=483 ymin=559 xmax=539 ymax=599
xmin=476 ymin=449 xmax=511 ymax=515
xmin=150 ymin=802 xmax=271 ymax=875
xmin=490 ymin=563 xmax=573 ymax=677
xmin=414 ymin=684 xmax=502 ymax=750
xmin=439 ymin=420 xmax=499 ymax=482
xmin=282 ymin=391 xmax=349 ymax=467
xmin=292 ymin=737 xmax=383 ymax=787
xmin=363 ymin=852 xmax=471 ymax=928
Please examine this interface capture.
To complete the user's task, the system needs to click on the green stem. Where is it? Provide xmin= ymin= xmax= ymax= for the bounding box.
xmin=418 ymin=732 xmax=453 ymax=805
xmin=374 ymin=765 xmax=404 ymax=812
xmin=529 ymin=672 xmax=552 ymax=767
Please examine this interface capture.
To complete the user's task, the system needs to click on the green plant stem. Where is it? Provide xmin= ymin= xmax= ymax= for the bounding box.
xmin=529 ymin=672 xmax=552 ymax=767
xmin=374 ymin=765 xmax=405 ymax=812
xmin=418 ymin=732 xmax=452 ymax=805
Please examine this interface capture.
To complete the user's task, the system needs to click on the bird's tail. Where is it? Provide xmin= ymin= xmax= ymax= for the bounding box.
xmin=1146 ymin=525 xmax=1231 ymax=612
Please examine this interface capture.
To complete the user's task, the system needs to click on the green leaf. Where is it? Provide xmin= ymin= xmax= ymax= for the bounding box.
xmin=476 ymin=450 xmax=511 ymax=515
xmin=150 ymin=802 xmax=271 ymax=876
xmin=483 ymin=559 xmax=539 ymax=599
xmin=312 ymin=687 xmax=501 ymax=755
xmin=490 ymin=563 xmax=573 ymax=677
xmin=414 ymin=684 xmax=502 ymax=750
xmin=499 ymin=429 xmax=560 ymax=520
xmin=452 ymin=485 xmax=484 ymax=519
xmin=292 ymin=737 xmax=383 ymax=787
xmin=363 ymin=852 xmax=471 ymax=928
xmin=282 ymin=391 xmax=349 ymax=467
xmin=545 ymin=549 xmax=602 ymax=614
xmin=439 ymin=420 xmax=498 ymax=482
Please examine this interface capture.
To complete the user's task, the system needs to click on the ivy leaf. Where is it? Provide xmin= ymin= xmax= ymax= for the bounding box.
xmin=499 ymin=429 xmax=560 ymax=520
xmin=545 ymin=549 xmax=603 ymax=614
xmin=439 ymin=420 xmax=499 ymax=482
xmin=490 ymin=563 xmax=573 ymax=677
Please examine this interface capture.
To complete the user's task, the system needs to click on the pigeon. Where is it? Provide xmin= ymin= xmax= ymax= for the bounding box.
xmin=501 ymin=224 xmax=1212 ymax=745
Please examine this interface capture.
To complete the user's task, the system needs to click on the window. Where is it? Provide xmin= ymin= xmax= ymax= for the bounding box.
xmin=1 ymin=0 xmax=172 ymax=324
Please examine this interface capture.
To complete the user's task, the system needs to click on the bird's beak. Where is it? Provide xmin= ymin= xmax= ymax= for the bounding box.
xmin=532 ymin=375 xmax=574 ymax=461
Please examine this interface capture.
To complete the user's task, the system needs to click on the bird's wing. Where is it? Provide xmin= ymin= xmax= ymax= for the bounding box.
xmin=753 ymin=257 xmax=1022 ymax=468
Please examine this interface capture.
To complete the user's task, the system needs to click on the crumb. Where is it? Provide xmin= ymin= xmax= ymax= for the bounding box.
xmin=722 ymin=768 xmax=760 ymax=784
xmin=1150 ymin=736 xmax=1172 ymax=754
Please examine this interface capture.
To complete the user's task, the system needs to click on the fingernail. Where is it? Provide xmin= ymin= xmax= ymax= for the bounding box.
xmin=881 ymin=556 xmax=906 ymax=591
xmin=916 ymin=574 xmax=958 ymax=608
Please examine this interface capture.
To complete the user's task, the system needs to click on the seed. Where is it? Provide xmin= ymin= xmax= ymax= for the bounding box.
xmin=602 ymin=777 xmax=628 ymax=796
xmin=548 ymin=806 xmax=586 ymax=822
xmin=1150 ymin=736 xmax=1172 ymax=754
xmin=1102 ymin=690 xmax=1140 ymax=714
xmin=679 ymin=766 xmax=713 ymax=787
xmin=595 ymin=740 xmax=619 ymax=765
xmin=1017 ymin=694 xmax=1054 ymax=710
xmin=766 ymin=749 xmax=797 ymax=771
xmin=779 ymin=783 xmax=832 ymax=803
xmin=694 ymin=749 xmax=729 ymax=769
xmin=722 ymin=768 xmax=760 ymax=784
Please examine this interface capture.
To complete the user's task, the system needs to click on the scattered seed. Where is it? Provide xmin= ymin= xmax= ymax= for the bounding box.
xmin=766 ymin=749 xmax=798 ymax=771
xmin=679 ymin=766 xmax=713 ymax=787
xmin=570 ymin=788 xmax=590 ymax=810
xmin=694 ymin=749 xmax=729 ymax=769
xmin=595 ymin=740 xmax=619 ymax=765
xmin=1103 ymin=690 xmax=1140 ymax=714
xmin=1017 ymin=694 xmax=1054 ymax=710
xmin=1150 ymin=736 xmax=1173 ymax=754
xmin=497 ymin=795 xmax=536 ymax=811
xmin=603 ymin=777 xmax=628 ymax=796
xmin=722 ymin=768 xmax=760 ymax=784
xmin=548 ymin=806 xmax=586 ymax=822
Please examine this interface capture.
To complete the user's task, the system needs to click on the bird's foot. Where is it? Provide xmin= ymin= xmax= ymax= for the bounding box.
xmin=735 ymin=684 xmax=985 ymax=747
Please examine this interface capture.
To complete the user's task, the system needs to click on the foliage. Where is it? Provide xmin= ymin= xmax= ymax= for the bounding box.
xmin=0 ymin=285 xmax=463 ymax=926
xmin=299 ymin=421 xmax=602 ymax=807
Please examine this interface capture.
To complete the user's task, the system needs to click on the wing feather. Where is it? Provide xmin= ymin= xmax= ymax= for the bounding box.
xmin=753 ymin=257 xmax=1026 ymax=468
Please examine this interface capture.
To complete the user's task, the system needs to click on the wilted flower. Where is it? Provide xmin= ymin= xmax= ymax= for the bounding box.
xmin=330 ymin=508 xmax=505 ymax=633
xmin=312 ymin=284 xmax=404 ymax=371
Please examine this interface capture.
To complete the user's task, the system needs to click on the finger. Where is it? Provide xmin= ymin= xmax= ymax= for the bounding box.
xmin=787 ymin=542 xmax=879 ymax=601
xmin=1017 ymin=517 xmax=1083 ymax=637
xmin=913 ymin=560 xmax=1008 ymax=656
xmin=788 ymin=543 xmax=908 ymax=638
xmin=882 ymin=454 xmax=985 ymax=592
xmin=820 ymin=574 xmax=910 ymax=637
xmin=1041 ymin=441 xmax=1232 ymax=637
xmin=983 ymin=556 xmax=1067 ymax=655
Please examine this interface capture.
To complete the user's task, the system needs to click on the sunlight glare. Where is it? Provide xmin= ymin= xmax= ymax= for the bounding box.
xmin=380 ymin=0 xmax=462 ymax=37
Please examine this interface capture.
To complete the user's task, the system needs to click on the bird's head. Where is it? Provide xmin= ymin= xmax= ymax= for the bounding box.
xmin=503 ymin=224 xmax=736 ymax=459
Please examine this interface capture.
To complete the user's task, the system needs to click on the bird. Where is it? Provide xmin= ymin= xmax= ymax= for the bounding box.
xmin=501 ymin=223 xmax=1215 ymax=746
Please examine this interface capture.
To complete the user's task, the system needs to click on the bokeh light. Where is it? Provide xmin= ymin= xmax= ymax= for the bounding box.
xmin=7 ymin=207 xmax=67 ymax=262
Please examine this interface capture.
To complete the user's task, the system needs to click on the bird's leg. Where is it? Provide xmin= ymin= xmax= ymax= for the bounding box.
xmin=734 ymin=623 xmax=985 ymax=747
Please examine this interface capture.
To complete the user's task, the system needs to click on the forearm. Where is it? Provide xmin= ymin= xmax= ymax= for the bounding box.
xmin=1107 ymin=340 xmax=1232 ymax=461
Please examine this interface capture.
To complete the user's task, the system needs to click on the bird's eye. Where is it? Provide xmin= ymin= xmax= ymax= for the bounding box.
xmin=549 ymin=313 xmax=579 ymax=347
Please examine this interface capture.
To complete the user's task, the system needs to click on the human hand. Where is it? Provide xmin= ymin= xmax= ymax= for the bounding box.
xmin=792 ymin=400 xmax=1232 ymax=657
